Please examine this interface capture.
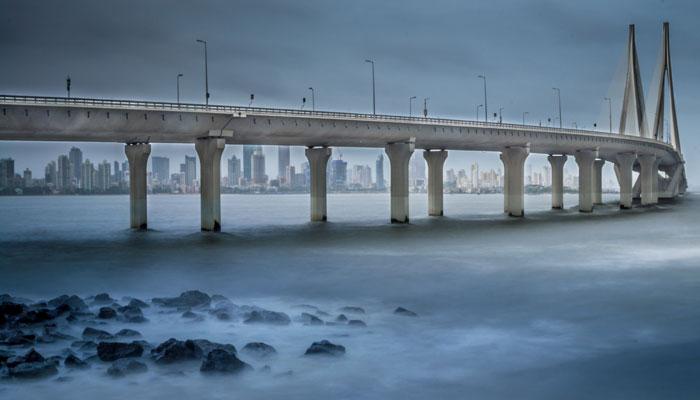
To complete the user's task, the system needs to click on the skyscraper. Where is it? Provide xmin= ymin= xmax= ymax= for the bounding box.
xmin=470 ymin=162 xmax=480 ymax=191
xmin=44 ymin=161 xmax=57 ymax=188
xmin=184 ymin=155 xmax=197 ymax=191
xmin=23 ymin=168 xmax=32 ymax=187
xmin=152 ymin=156 xmax=170 ymax=184
xmin=252 ymin=148 xmax=267 ymax=185
xmin=0 ymin=158 xmax=14 ymax=189
xmin=330 ymin=157 xmax=347 ymax=190
xmin=243 ymin=145 xmax=257 ymax=182
xmin=81 ymin=159 xmax=95 ymax=191
xmin=57 ymin=155 xmax=71 ymax=190
xmin=409 ymin=154 xmax=426 ymax=189
xmin=278 ymin=146 xmax=290 ymax=184
xmin=96 ymin=160 xmax=111 ymax=191
xmin=375 ymin=154 xmax=385 ymax=190
xmin=227 ymin=155 xmax=241 ymax=187
xmin=69 ymin=147 xmax=83 ymax=186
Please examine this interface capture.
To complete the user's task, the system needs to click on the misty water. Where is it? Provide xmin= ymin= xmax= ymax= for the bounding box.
xmin=1 ymin=193 xmax=700 ymax=399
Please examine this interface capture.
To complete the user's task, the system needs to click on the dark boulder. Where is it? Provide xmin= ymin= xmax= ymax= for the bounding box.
xmin=181 ymin=310 xmax=202 ymax=320
xmin=71 ymin=340 xmax=97 ymax=352
xmin=48 ymin=295 xmax=88 ymax=311
xmin=1 ymin=330 xmax=36 ymax=346
xmin=152 ymin=290 xmax=211 ymax=309
xmin=64 ymin=354 xmax=89 ymax=369
xmin=244 ymin=310 xmax=291 ymax=325
xmin=190 ymin=339 xmax=237 ymax=358
xmin=241 ymin=342 xmax=277 ymax=359
xmin=200 ymin=349 xmax=251 ymax=374
xmin=4 ymin=348 xmax=58 ymax=379
xmin=300 ymin=312 xmax=324 ymax=326
xmin=92 ymin=293 xmax=114 ymax=304
xmin=116 ymin=329 xmax=141 ymax=338
xmin=117 ymin=305 xmax=147 ymax=323
xmin=304 ymin=340 xmax=345 ymax=356
xmin=151 ymin=338 xmax=236 ymax=364
xmin=127 ymin=298 xmax=149 ymax=308
xmin=107 ymin=358 xmax=147 ymax=377
xmin=210 ymin=294 xmax=229 ymax=303
xmin=348 ymin=319 xmax=367 ymax=327
xmin=98 ymin=307 xmax=117 ymax=319
xmin=43 ymin=324 xmax=75 ymax=341
xmin=394 ymin=307 xmax=418 ymax=317
xmin=82 ymin=327 xmax=113 ymax=340
xmin=0 ymin=349 xmax=14 ymax=364
xmin=0 ymin=301 xmax=25 ymax=318
xmin=335 ymin=314 xmax=348 ymax=322
xmin=17 ymin=309 xmax=55 ymax=325
xmin=338 ymin=306 xmax=365 ymax=314
xmin=97 ymin=341 xmax=144 ymax=361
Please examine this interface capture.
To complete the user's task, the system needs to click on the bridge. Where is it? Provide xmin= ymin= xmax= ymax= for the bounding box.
xmin=0 ymin=23 xmax=687 ymax=231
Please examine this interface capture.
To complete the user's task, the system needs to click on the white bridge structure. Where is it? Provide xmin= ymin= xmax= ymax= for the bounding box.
xmin=0 ymin=23 xmax=687 ymax=231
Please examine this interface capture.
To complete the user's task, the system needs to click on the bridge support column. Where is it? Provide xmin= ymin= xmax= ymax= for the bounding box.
xmin=305 ymin=146 xmax=332 ymax=221
xmin=385 ymin=142 xmax=415 ymax=223
xmin=500 ymin=145 xmax=529 ymax=217
xmin=638 ymin=154 xmax=659 ymax=206
xmin=195 ymin=137 xmax=225 ymax=231
xmin=125 ymin=143 xmax=151 ymax=230
xmin=574 ymin=149 xmax=598 ymax=213
xmin=615 ymin=153 xmax=636 ymax=209
xmin=592 ymin=159 xmax=605 ymax=205
xmin=547 ymin=154 xmax=567 ymax=209
xmin=424 ymin=150 xmax=448 ymax=216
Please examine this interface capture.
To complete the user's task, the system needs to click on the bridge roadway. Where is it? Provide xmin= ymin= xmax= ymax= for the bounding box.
xmin=0 ymin=95 xmax=687 ymax=230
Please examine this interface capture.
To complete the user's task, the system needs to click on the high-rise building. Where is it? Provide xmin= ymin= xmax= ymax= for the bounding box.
xmin=409 ymin=154 xmax=426 ymax=189
xmin=252 ymin=148 xmax=267 ymax=185
xmin=69 ymin=147 xmax=83 ymax=186
xmin=470 ymin=162 xmax=480 ymax=191
xmin=375 ymin=154 xmax=385 ymax=190
xmin=113 ymin=160 xmax=123 ymax=186
xmin=22 ymin=168 xmax=32 ymax=187
xmin=285 ymin=165 xmax=296 ymax=188
xmin=57 ymin=155 xmax=71 ymax=190
xmin=96 ymin=160 xmax=111 ymax=191
xmin=278 ymin=146 xmax=290 ymax=184
xmin=152 ymin=156 xmax=170 ymax=185
xmin=227 ymin=155 xmax=241 ymax=187
xmin=543 ymin=165 xmax=552 ymax=187
xmin=44 ymin=161 xmax=57 ymax=188
xmin=243 ymin=145 xmax=258 ymax=182
xmin=184 ymin=155 xmax=197 ymax=190
xmin=0 ymin=158 xmax=14 ymax=189
xmin=81 ymin=159 xmax=95 ymax=191
xmin=330 ymin=157 xmax=347 ymax=190
xmin=351 ymin=165 xmax=372 ymax=189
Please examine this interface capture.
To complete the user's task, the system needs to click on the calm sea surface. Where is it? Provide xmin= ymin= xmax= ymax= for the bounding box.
xmin=1 ymin=193 xmax=699 ymax=399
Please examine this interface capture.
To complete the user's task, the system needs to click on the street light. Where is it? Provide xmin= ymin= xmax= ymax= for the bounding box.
xmin=409 ymin=96 xmax=416 ymax=117
xmin=423 ymin=97 xmax=429 ymax=118
xmin=604 ymin=97 xmax=612 ymax=133
xmin=477 ymin=74 xmax=488 ymax=122
xmin=498 ymin=107 xmax=504 ymax=124
xmin=66 ymin=75 xmax=71 ymax=98
xmin=552 ymin=87 xmax=562 ymax=128
xmin=308 ymin=87 xmax=315 ymax=111
xmin=301 ymin=97 xmax=306 ymax=110
xmin=176 ymin=73 xmax=183 ymax=105
xmin=477 ymin=104 xmax=483 ymax=121
xmin=522 ymin=111 xmax=529 ymax=125
xmin=196 ymin=39 xmax=210 ymax=105
xmin=249 ymin=93 xmax=254 ymax=106
xmin=365 ymin=59 xmax=376 ymax=115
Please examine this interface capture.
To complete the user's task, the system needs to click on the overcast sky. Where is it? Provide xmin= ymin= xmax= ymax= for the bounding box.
xmin=0 ymin=0 xmax=698 ymax=186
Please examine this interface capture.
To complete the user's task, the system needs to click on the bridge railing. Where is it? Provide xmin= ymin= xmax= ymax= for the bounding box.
xmin=0 ymin=94 xmax=674 ymax=147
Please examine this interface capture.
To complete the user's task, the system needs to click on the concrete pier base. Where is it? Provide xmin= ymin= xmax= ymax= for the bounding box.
xmin=547 ymin=155 xmax=567 ymax=209
xmin=385 ymin=142 xmax=415 ymax=223
xmin=638 ymin=154 xmax=659 ymax=206
xmin=500 ymin=145 xmax=529 ymax=217
xmin=125 ymin=143 xmax=151 ymax=230
xmin=195 ymin=137 xmax=225 ymax=231
xmin=574 ymin=149 xmax=598 ymax=213
xmin=593 ymin=159 xmax=605 ymax=205
xmin=424 ymin=150 xmax=448 ymax=216
xmin=305 ymin=146 xmax=332 ymax=221
xmin=615 ymin=153 xmax=636 ymax=209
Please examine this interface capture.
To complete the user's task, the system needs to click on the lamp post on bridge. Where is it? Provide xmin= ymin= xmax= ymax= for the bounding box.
xmin=176 ymin=73 xmax=183 ymax=105
xmin=477 ymin=104 xmax=483 ymax=121
xmin=66 ymin=75 xmax=71 ymax=98
xmin=308 ymin=87 xmax=315 ymax=111
xmin=498 ymin=107 xmax=504 ymax=124
xmin=477 ymin=74 xmax=488 ymax=122
xmin=409 ymin=96 xmax=416 ymax=117
xmin=196 ymin=39 xmax=210 ymax=106
xmin=552 ymin=87 xmax=562 ymax=128
xmin=365 ymin=59 xmax=376 ymax=115
xmin=423 ymin=97 xmax=429 ymax=118
xmin=604 ymin=97 xmax=612 ymax=133
xmin=522 ymin=111 xmax=529 ymax=125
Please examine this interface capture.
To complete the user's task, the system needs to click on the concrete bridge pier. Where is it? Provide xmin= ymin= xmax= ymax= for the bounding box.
xmin=195 ymin=137 xmax=225 ymax=231
xmin=500 ymin=145 xmax=529 ymax=217
xmin=547 ymin=154 xmax=567 ymax=209
xmin=574 ymin=149 xmax=598 ymax=213
xmin=593 ymin=159 xmax=605 ymax=205
xmin=385 ymin=141 xmax=415 ymax=223
xmin=305 ymin=146 xmax=332 ymax=221
xmin=638 ymin=154 xmax=659 ymax=205
xmin=124 ymin=143 xmax=151 ymax=230
xmin=423 ymin=149 xmax=448 ymax=216
xmin=615 ymin=153 xmax=636 ymax=209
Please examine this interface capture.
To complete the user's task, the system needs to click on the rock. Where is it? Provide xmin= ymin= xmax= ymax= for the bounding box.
xmin=4 ymin=348 xmax=58 ymax=379
xmin=71 ymin=340 xmax=97 ymax=352
xmin=64 ymin=354 xmax=89 ymax=369
xmin=300 ymin=312 xmax=324 ymax=326
xmin=338 ymin=306 xmax=365 ymax=314
xmin=98 ymin=307 xmax=117 ymax=319
xmin=97 ymin=341 xmax=144 ymax=361
xmin=17 ymin=309 xmax=55 ymax=325
xmin=348 ymin=319 xmax=367 ymax=327
xmin=152 ymin=290 xmax=211 ymax=309
xmin=1 ymin=330 xmax=36 ymax=346
xmin=151 ymin=338 xmax=235 ymax=364
xmin=212 ymin=309 xmax=232 ymax=321
xmin=315 ymin=310 xmax=331 ymax=317
xmin=115 ymin=329 xmax=141 ymax=338
xmin=0 ymin=302 xmax=26 ymax=318
xmin=107 ymin=359 xmax=147 ymax=377
xmin=394 ymin=307 xmax=418 ymax=317
xmin=210 ymin=294 xmax=229 ymax=303
xmin=190 ymin=339 xmax=237 ymax=358
xmin=335 ymin=314 xmax=348 ymax=322
xmin=244 ymin=310 xmax=291 ymax=325
xmin=304 ymin=340 xmax=346 ymax=356
xmin=0 ymin=349 xmax=14 ymax=364
xmin=82 ymin=327 xmax=113 ymax=340
xmin=48 ymin=295 xmax=88 ymax=311
xmin=92 ymin=293 xmax=114 ymax=305
xmin=200 ymin=349 xmax=251 ymax=374
xmin=127 ymin=298 xmax=149 ymax=309
xmin=43 ymin=324 xmax=75 ymax=341
xmin=181 ymin=310 xmax=200 ymax=319
xmin=116 ymin=305 xmax=147 ymax=323
xmin=241 ymin=342 xmax=277 ymax=359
